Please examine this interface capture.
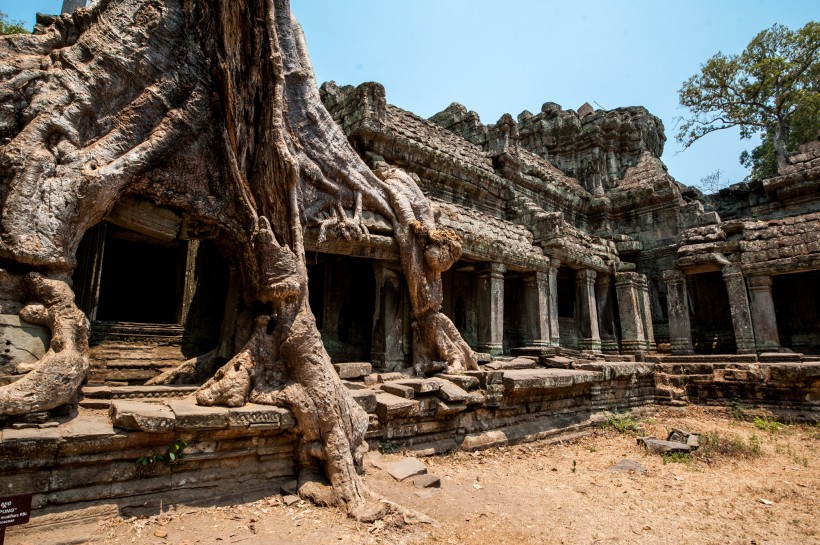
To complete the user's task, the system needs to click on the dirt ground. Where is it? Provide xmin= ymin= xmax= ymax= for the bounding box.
xmin=8 ymin=405 xmax=819 ymax=545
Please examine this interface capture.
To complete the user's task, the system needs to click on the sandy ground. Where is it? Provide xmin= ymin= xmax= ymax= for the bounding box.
xmin=8 ymin=405 xmax=819 ymax=545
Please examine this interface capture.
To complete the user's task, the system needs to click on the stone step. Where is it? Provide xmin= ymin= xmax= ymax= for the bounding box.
xmin=485 ymin=357 xmax=538 ymax=370
xmin=646 ymin=354 xmax=758 ymax=364
xmin=758 ymin=352 xmax=803 ymax=363
xmin=374 ymin=392 xmax=418 ymax=421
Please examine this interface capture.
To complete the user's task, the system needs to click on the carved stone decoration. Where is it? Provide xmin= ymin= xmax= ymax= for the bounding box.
xmin=0 ymin=0 xmax=473 ymax=520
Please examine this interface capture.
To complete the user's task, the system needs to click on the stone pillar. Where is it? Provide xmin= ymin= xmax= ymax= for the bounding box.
xmin=576 ymin=269 xmax=602 ymax=353
xmin=721 ymin=264 xmax=756 ymax=354
xmin=371 ymin=262 xmax=410 ymax=371
xmin=662 ymin=269 xmax=694 ymax=355
xmin=596 ymin=274 xmax=619 ymax=353
xmin=547 ymin=258 xmax=561 ymax=347
xmin=615 ymin=272 xmax=646 ymax=354
xmin=747 ymin=275 xmax=780 ymax=352
xmin=477 ymin=262 xmax=505 ymax=356
xmin=523 ymin=271 xmax=550 ymax=347
xmin=636 ymin=274 xmax=657 ymax=352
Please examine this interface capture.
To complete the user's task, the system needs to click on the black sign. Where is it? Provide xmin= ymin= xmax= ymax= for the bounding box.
xmin=0 ymin=494 xmax=31 ymax=528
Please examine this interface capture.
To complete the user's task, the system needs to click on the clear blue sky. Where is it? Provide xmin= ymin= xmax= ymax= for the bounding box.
xmin=2 ymin=1 xmax=817 ymax=187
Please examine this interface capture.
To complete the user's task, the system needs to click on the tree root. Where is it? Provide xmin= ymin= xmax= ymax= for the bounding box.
xmin=0 ymin=273 xmax=88 ymax=415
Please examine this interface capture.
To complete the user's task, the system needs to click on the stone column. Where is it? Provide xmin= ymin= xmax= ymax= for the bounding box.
xmin=747 ymin=274 xmax=780 ymax=352
xmin=662 ymin=269 xmax=694 ymax=355
xmin=547 ymin=258 xmax=561 ymax=347
xmin=477 ymin=262 xmax=505 ymax=356
xmin=615 ymin=272 xmax=646 ymax=354
xmin=371 ymin=262 xmax=410 ymax=371
xmin=721 ymin=264 xmax=756 ymax=354
xmin=523 ymin=271 xmax=550 ymax=347
xmin=636 ymin=274 xmax=657 ymax=352
xmin=595 ymin=274 xmax=619 ymax=353
xmin=576 ymin=269 xmax=602 ymax=353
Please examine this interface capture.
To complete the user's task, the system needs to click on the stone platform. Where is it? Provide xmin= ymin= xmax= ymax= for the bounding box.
xmin=1 ymin=356 xmax=817 ymax=531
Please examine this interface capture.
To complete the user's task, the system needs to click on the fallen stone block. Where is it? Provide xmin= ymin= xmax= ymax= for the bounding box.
xmin=380 ymin=382 xmax=415 ymax=399
xmin=438 ymin=374 xmax=479 ymax=390
xmin=432 ymin=379 xmax=469 ymax=402
xmin=412 ymin=474 xmax=441 ymax=488
xmin=333 ymin=362 xmax=372 ymax=379
xmin=637 ymin=437 xmax=693 ymax=455
xmin=349 ymin=389 xmax=378 ymax=413
xmin=363 ymin=372 xmax=405 ymax=386
xmin=667 ymin=428 xmax=700 ymax=450
xmin=110 ymin=400 xmax=175 ymax=432
xmin=394 ymin=378 xmax=442 ymax=394
xmin=375 ymin=392 xmax=418 ymax=421
xmin=167 ymin=399 xmax=229 ymax=430
xmin=435 ymin=399 xmax=466 ymax=416
xmin=282 ymin=495 xmax=300 ymax=506
xmin=385 ymin=457 xmax=427 ymax=481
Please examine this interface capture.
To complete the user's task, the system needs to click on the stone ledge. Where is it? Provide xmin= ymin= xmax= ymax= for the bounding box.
xmin=110 ymin=400 xmax=175 ymax=432
xmin=502 ymin=369 xmax=601 ymax=391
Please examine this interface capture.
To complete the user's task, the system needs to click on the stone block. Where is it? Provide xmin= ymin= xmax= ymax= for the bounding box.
xmin=486 ymin=357 xmax=538 ymax=370
xmin=637 ymin=437 xmax=693 ymax=454
xmin=608 ymin=459 xmax=647 ymax=474
xmin=110 ymin=400 xmax=176 ymax=432
xmin=59 ymin=415 xmax=116 ymax=440
xmin=380 ymin=382 xmax=415 ymax=399
xmin=394 ymin=378 xmax=442 ymax=393
xmin=375 ymin=392 xmax=418 ymax=421
xmin=431 ymin=379 xmax=469 ymax=402
xmin=384 ymin=456 xmax=427 ymax=481
xmin=545 ymin=356 xmax=575 ymax=369
xmin=167 ymin=399 xmax=228 ymax=430
xmin=435 ymin=399 xmax=467 ymax=415
xmin=333 ymin=362 xmax=372 ymax=379
xmin=438 ymin=374 xmax=479 ymax=390
xmin=228 ymin=404 xmax=292 ymax=429
xmin=412 ymin=474 xmax=441 ymax=488
xmin=349 ymin=389 xmax=378 ymax=413
xmin=502 ymin=369 xmax=598 ymax=391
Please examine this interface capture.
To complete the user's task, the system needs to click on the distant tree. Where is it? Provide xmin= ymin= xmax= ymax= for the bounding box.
xmin=677 ymin=22 xmax=820 ymax=177
xmin=697 ymin=169 xmax=726 ymax=194
xmin=0 ymin=11 xmax=27 ymax=35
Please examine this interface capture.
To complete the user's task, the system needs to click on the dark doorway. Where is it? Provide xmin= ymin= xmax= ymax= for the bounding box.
xmin=96 ymin=228 xmax=185 ymax=324
xmin=687 ymin=272 xmax=736 ymax=353
xmin=773 ymin=271 xmax=820 ymax=354
xmin=503 ymin=274 xmax=526 ymax=354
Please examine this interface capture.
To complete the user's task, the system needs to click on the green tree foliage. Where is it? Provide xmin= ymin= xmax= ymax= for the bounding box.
xmin=0 ymin=11 xmax=27 ymax=35
xmin=678 ymin=22 xmax=820 ymax=180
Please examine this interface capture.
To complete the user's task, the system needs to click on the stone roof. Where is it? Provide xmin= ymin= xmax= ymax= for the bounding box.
xmin=433 ymin=199 xmax=548 ymax=270
xmin=385 ymin=105 xmax=495 ymax=174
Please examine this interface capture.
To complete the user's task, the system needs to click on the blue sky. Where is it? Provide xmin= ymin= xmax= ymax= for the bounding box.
xmin=2 ymin=1 xmax=817 ymax=187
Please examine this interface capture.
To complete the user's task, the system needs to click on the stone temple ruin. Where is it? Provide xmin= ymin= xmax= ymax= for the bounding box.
xmin=0 ymin=0 xmax=818 ymax=530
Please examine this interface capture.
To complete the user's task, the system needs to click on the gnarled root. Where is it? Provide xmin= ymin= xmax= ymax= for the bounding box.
xmin=0 ymin=273 xmax=89 ymax=415
xmin=414 ymin=311 xmax=478 ymax=374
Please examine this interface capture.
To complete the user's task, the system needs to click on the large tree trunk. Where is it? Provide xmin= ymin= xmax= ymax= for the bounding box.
xmin=0 ymin=0 xmax=474 ymax=518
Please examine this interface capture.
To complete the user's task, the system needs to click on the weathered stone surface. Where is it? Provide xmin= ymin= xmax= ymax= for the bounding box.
xmin=412 ymin=474 xmax=441 ymax=488
xmin=393 ymin=378 xmax=442 ymax=394
xmin=502 ymin=369 xmax=600 ymax=391
xmin=486 ymin=357 xmax=538 ymax=370
xmin=638 ymin=437 xmax=693 ymax=454
xmin=667 ymin=428 xmax=699 ymax=449
xmin=333 ymin=362 xmax=372 ymax=379
xmin=349 ymin=389 xmax=378 ymax=414
xmin=438 ymin=374 xmax=479 ymax=390
xmin=110 ymin=400 xmax=175 ymax=432
xmin=608 ymin=459 xmax=647 ymax=475
xmin=59 ymin=415 xmax=116 ymax=440
xmin=167 ymin=399 xmax=229 ymax=430
xmin=384 ymin=457 xmax=427 ymax=481
xmin=431 ymin=379 xmax=469 ymax=402
xmin=0 ymin=315 xmax=50 ymax=372
xmin=380 ymin=382 xmax=415 ymax=399
xmin=228 ymin=404 xmax=292 ymax=429
xmin=375 ymin=392 xmax=418 ymax=421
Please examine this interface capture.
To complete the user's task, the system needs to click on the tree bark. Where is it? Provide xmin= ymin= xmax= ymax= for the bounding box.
xmin=0 ymin=0 xmax=474 ymax=518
